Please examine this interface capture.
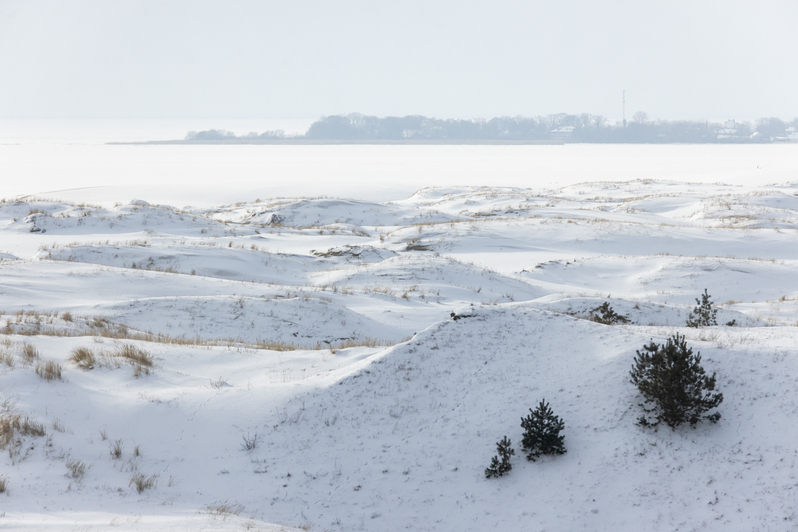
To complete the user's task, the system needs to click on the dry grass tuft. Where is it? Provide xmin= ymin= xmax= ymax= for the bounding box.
xmin=35 ymin=359 xmax=63 ymax=381
xmin=110 ymin=439 xmax=123 ymax=459
xmin=114 ymin=344 xmax=154 ymax=367
xmin=69 ymin=346 xmax=96 ymax=370
xmin=66 ymin=343 xmax=156 ymax=376
xmin=66 ymin=459 xmax=87 ymax=480
xmin=240 ymin=433 xmax=262 ymax=451
xmin=20 ymin=417 xmax=46 ymax=437
xmin=129 ymin=473 xmax=157 ymax=493
xmin=203 ymin=502 xmax=244 ymax=520
xmin=0 ymin=475 xmax=7 ymax=494
xmin=0 ymin=414 xmax=19 ymax=449
xmin=105 ymin=344 xmax=154 ymax=377
xmin=21 ymin=343 xmax=39 ymax=365
xmin=1 ymin=412 xmax=46 ymax=449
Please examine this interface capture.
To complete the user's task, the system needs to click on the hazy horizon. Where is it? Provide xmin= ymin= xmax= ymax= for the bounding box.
xmin=2 ymin=1 xmax=796 ymax=121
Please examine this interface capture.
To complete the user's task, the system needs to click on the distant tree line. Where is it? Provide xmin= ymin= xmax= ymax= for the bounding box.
xmin=186 ymin=113 xmax=798 ymax=143
xmin=185 ymin=129 xmax=294 ymax=141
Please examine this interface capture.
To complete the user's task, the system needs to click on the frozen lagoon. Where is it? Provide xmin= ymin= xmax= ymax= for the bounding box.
xmin=3 ymin=120 xmax=798 ymax=207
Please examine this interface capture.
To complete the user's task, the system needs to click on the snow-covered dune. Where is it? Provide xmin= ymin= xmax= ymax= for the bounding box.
xmin=2 ymin=180 xmax=798 ymax=530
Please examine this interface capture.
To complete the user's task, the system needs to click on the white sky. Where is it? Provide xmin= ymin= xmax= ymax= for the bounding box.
xmin=1 ymin=0 xmax=797 ymax=121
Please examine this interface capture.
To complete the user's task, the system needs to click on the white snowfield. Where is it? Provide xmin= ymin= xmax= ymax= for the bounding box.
xmin=2 ymin=180 xmax=798 ymax=531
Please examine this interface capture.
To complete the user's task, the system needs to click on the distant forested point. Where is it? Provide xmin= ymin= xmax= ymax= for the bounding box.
xmin=184 ymin=113 xmax=798 ymax=143
xmin=185 ymin=128 xmax=297 ymax=141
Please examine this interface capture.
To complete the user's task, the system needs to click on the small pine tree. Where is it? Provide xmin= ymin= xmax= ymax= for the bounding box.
xmin=686 ymin=289 xmax=718 ymax=328
xmin=590 ymin=302 xmax=629 ymax=325
xmin=520 ymin=400 xmax=566 ymax=461
xmin=630 ymin=334 xmax=723 ymax=428
xmin=485 ymin=436 xmax=514 ymax=478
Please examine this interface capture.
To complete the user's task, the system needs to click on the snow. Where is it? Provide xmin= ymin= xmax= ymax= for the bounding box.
xmin=3 ymin=120 xmax=798 ymax=206
xmin=3 ymin=145 xmax=798 ymax=529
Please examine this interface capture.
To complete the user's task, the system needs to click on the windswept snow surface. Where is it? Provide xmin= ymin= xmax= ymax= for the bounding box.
xmin=2 ymin=180 xmax=798 ymax=530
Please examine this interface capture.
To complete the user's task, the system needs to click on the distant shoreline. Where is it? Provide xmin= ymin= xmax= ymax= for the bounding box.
xmin=109 ymin=113 xmax=797 ymax=145
xmin=108 ymin=139 xmax=567 ymax=145
xmin=107 ymin=138 xmax=798 ymax=146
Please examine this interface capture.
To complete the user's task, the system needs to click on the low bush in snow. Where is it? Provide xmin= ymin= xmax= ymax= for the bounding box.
xmin=485 ymin=436 xmax=514 ymax=478
xmin=686 ymin=289 xmax=718 ymax=328
xmin=589 ymin=302 xmax=629 ymax=325
xmin=520 ymin=400 xmax=566 ymax=461
xmin=630 ymin=334 xmax=723 ymax=428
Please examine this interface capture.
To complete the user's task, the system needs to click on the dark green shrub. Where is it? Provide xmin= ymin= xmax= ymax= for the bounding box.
xmin=686 ymin=289 xmax=717 ymax=327
xmin=590 ymin=302 xmax=629 ymax=325
xmin=485 ymin=436 xmax=514 ymax=478
xmin=520 ymin=400 xmax=566 ymax=461
xmin=630 ymin=334 xmax=723 ymax=428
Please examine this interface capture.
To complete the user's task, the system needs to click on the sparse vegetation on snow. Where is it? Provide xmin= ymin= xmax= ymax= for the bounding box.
xmin=2 ymin=181 xmax=798 ymax=530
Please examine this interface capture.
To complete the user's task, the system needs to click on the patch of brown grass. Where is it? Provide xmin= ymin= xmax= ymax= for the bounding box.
xmin=1 ymin=411 xmax=46 ymax=449
xmin=35 ymin=360 xmax=63 ymax=381
xmin=101 ymin=344 xmax=155 ymax=377
xmin=3 ymin=312 xmax=406 ymax=353
xmin=129 ymin=473 xmax=157 ymax=493
xmin=110 ymin=439 xmax=123 ymax=459
xmin=202 ymin=502 xmax=244 ymax=520
xmin=114 ymin=344 xmax=154 ymax=367
xmin=69 ymin=346 xmax=96 ymax=370
xmin=21 ymin=343 xmax=39 ymax=365
xmin=66 ymin=459 xmax=87 ymax=480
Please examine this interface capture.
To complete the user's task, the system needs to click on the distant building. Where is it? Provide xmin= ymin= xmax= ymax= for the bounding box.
xmin=787 ymin=127 xmax=798 ymax=141
xmin=550 ymin=126 xmax=575 ymax=140
xmin=717 ymin=119 xmax=741 ymax=140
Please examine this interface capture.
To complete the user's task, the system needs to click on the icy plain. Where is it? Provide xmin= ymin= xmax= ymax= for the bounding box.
xmin=3 ymin=125 xmax=798 ymax=530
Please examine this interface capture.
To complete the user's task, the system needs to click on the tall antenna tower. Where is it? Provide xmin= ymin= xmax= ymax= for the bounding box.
xmin=623 ymin=90 xmax=626 ymax=127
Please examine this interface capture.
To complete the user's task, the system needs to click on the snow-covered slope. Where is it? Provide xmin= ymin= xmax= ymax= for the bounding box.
xmin=2 ymin=180 xmax=798 ymax=530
